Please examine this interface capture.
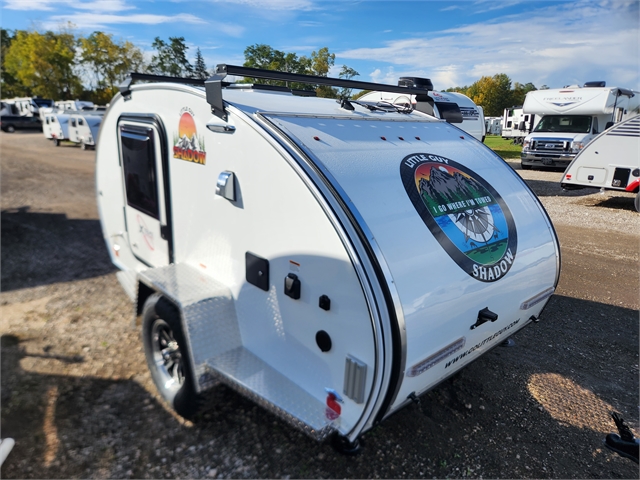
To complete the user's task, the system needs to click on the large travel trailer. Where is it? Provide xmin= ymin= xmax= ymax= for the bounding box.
xmin=561 ymin=115 xmax=640 ymax=211
xmin=42 ymin=111 xmax=72 ymax=145
xmin=96 ymin=65 xmax=560 ymax=451
xmin=521 ymin=83 xmax=638 ymax=169
xmin=1 ymin=97 xmax=53 ymax=117
xmin=68 ymin=112 xmax=103 ymax=149
xmin=357 ymin=80 xmax=486 ymax=142
xmin=501 ymin=107 xmax=536 ymax=144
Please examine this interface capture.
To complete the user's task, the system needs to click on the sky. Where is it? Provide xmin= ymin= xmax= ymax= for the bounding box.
xmin=2 ymin=0 xmax=639 ymax=91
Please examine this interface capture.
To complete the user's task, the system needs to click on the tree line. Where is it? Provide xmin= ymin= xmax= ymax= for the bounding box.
xmin=1 ymin=26 xmax=540 ymax=114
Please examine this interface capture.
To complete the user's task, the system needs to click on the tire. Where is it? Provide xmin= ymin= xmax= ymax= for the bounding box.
xmin=521 ymin=162 xmax=532 ymax=170
xmin=53 ymin=138 xmax=60 ymax=147
xmin=635 ymin=193 xmax=640 ymax=213
xmin=142 ymin=294 xmax=202 ymax=419
xmin=5 ymin=125 xmax=16 ymax=133
xmin=80 ymin=141 xmax=87 ymax=150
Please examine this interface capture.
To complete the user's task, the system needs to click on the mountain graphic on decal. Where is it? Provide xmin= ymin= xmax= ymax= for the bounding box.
xmin=419 ymin=166 xmax=492 ymax=214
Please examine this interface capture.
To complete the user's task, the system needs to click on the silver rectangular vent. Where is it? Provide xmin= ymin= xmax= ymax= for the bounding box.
xmin=343 ymin=355 xmax=367 ymax=404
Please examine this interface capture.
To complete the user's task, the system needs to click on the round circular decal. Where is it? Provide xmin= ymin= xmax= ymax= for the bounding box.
xmin=400 ymin=153 xmax=517 ymax=282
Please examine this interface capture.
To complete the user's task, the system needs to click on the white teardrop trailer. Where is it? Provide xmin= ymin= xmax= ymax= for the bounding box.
xmin=561 ymin=115 xmax=640 ymax=212
xmin=96 ymin=65 xmax=560 ymax=452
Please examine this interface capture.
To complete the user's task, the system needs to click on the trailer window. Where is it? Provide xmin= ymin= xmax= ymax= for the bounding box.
xmin=71 ymin=118 xmax=77 ymax=127
xmin=435 ymin=102 xmax=463 ymax=123
xmin=78 ymin=118 xmax=84 ymax=126
xmin=121 ymin=128 xmax=159 ymax=219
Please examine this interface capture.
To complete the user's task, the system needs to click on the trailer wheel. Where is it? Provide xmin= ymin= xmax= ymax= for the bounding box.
xmin=142 ymin=294 xmax=202 ymax=419
xmin=53 ymin=138 xmax=60 ymax=147
xmin=635 ymin=193 xmax=640 ymax=213
xmin=5 ymin=125 xmax=15 ymax=133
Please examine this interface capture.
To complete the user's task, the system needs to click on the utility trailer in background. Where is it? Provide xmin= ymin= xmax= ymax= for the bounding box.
xmin=561 ymin=115 xmax=640 ymax=212
xmin=96 ymin=65 xmax=560 ymax=451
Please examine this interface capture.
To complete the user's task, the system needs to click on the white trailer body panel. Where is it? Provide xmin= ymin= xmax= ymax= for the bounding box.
xmin=561 ymin=115 xmax=640 ymax=193
xmin=523 ymin=87 xmax=633 ymax=116
xmin=96 ymin=79 xmax=559 ymax=443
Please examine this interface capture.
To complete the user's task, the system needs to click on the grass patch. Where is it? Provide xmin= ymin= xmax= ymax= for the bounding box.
xmin=484 ymin=135 xmax=522 ymax=160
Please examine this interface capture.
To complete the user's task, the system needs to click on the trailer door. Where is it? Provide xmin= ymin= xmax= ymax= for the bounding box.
xmin=118 ymin=118 xmax=171 ymax=267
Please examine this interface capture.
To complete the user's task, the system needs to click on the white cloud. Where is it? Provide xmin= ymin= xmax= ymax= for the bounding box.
xmin=73 ymin=1 xmax=135 ymax=12
xmin=46 ymin=12 xmax=209 ymax=29
xmin=205 ymin=0 xmax=315 ymax=10
xmin=4 ymin=0 xmax=58 ymax=10
xmin=338 ymin=1 xmax=640 ymax=89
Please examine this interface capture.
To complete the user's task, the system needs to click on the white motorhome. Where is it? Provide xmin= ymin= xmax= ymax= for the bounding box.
xmin=96 ymin=65 xmax=560 ymax=451
xmin=42 ymin=111 xmax=72 ymax=145
xmin=561 ymin=115 xmax=640 ymax=211
xmin=68 ymin=112 xmax=103 ymax=149
xmin=357 ymin=78 xmax=486 ymax=142
xmin=1 ymin=96 xmax=54 ymax=117
xmin=501 ymin=107 xmax=536 ymax=144
xmin=521 ymin=82 xmax=637 ymax=169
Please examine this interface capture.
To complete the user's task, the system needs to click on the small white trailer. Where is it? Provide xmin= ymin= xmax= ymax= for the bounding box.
xmin=485 ymin=117 xmax=502 ymax=136
xmin=96 ymin=65 xmax=560 ymax=451
xmin=68 ymin=112 xmax=103 ymax=149
xmin=1 ymin=96 xmax=54 ymax=117
xmin=521 ymin=82 xmax=638 ymax=169
xmin=42 ymin=111 xmax=71 ymax=145
xmin=356 ymin=80 xmax=486 ymax=142
xmin=561 ymin=115 xmax=640 ymax=211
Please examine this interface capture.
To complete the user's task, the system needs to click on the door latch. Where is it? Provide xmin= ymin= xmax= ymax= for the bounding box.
xmin=470 ymin=307 xmax=498 ymax=330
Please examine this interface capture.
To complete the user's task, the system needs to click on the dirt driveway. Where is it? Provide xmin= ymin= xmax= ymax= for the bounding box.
xmin=1 ymin=132 xmax=638 ymax=479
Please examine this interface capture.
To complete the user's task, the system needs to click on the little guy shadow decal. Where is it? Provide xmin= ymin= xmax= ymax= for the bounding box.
xmin=400 ymin=153 xmax=517 ymax=282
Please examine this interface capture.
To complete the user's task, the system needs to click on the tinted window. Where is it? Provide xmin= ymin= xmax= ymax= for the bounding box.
xmin=435 ymin=102 xmax=463 ymax=123
xmin=71 ymin=119 xmax=77 ymax=127
xmin=78 ymin=118 xmax=84 ymax=126
xmin=121 ymin=128 xmax=159 ymax=219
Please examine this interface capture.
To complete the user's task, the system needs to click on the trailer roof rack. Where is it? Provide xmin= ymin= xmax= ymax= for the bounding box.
xmin=120 ymin=64 xmax=433 ymax=121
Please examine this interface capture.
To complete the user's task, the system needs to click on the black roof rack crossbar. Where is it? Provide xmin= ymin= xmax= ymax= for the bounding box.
xmin=215 ymin=64 xmax=431 ymax=96
xmin=119 ymin=72 xmax=211 ymax=99
xmin=120 ymin=65 xmax=433 ymax=121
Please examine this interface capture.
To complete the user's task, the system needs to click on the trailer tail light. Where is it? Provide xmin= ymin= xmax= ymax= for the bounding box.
xmin=565 ymin=174 xmax=572 ymax=180
xmin=325 ymin=388 xmax=342 ymax=420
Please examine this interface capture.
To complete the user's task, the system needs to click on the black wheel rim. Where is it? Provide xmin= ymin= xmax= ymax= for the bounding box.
xmin=150 ymin=319 xmax=184 ymax=394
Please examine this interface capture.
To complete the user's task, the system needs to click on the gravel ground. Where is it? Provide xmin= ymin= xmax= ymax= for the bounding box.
xmin=1 ymin=132 xmax=638 ymax=479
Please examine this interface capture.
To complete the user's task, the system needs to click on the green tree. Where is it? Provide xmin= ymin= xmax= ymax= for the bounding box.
xmin=466 ymin=73 xmax=513 ymax=116
xmin=148 ymin=36 xmax=193 ymax=77
xmin=193 ymin=47 xmax=209 ymax=79
xmin=511 ymin=81 xmax=537 ymax=107
xmin=309 ymin=47 xmax=336 ymax=98
xmin=1 ymin=29 xmax=25 ymax=97
xmin=337 ymin=65 xmax=360 ymax=99
xmin=4 ymin=27 xmax=82 ymax=99
xmin=242 ymin=43 xmax=309 ymax=88
xmin=79 ymin=31 xmax=144 ymax=104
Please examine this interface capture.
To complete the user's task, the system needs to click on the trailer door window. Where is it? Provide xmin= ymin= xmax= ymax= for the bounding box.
xmin=121 ymin=128 xmax=159 ymax=219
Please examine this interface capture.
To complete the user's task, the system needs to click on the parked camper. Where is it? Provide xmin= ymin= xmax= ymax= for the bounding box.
xmin=357 ymin=79 xmax=486 ymax=142
xmin=485 ymin=117 xmax=503 ymax=136
xmin=68 ymin=112 xmax=103 ymax=149
xmin=42 ymin=111 xmax=71 ymax=145
xmin=501 ymin=107 xmax=536 ymax=144
xmin=521 ymin=83 xmax=637 ymax=169
xmin=561 ymin=115 xmax=640 ymax=211
xmin=54 ymin=100 xmax=96 ymax=112
xmin=97 ymin=65 xmax=560 ymax=450
xmin=0 ymin=96 xmax=53 ymax=117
